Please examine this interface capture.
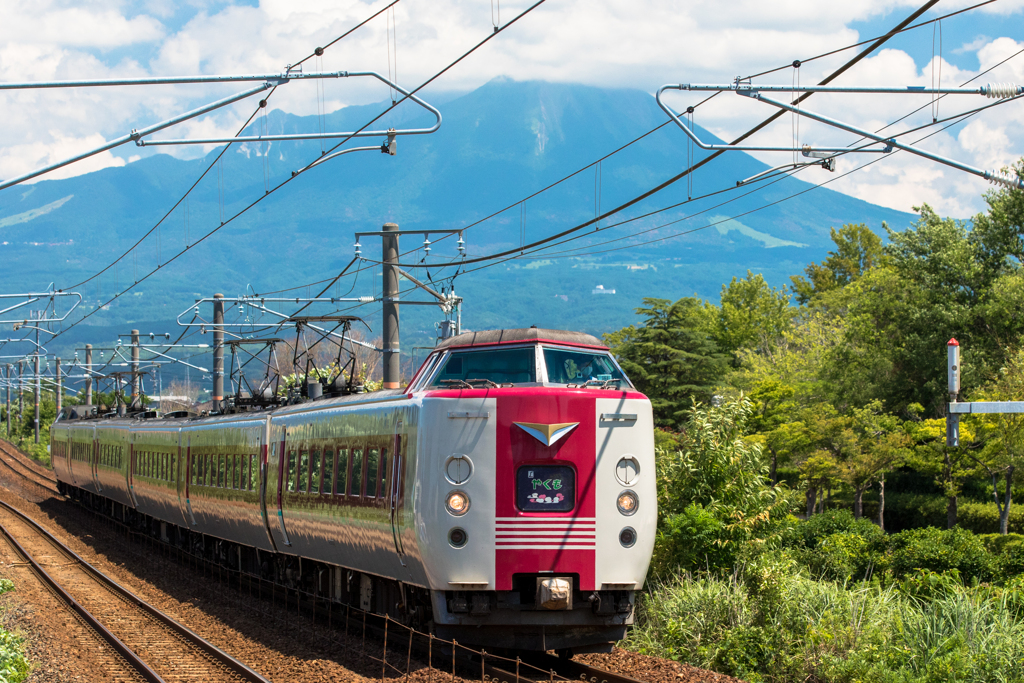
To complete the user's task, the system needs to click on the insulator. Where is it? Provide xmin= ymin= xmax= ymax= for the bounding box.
xmin=987 ymin=170 xmax=1023 ymax=189
xmin=354 ymin=240 xmax=362 ymax=257
xmin=982 ymin=83 xmax=1021 ymax=99
xmin=423 ymin=237 xmax=431 ymax=255
xmin=457 ymin=236 xmax=466 ymax=255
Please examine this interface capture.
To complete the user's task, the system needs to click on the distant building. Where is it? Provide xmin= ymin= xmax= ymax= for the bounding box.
xmin=592 ymin=285 xmax=615 ymax=295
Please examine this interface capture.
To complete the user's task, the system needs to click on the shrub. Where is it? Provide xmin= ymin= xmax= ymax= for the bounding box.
xmin=957 ymin=501 xmax=1024 ymax=534
xmin=882 ymin=492 xmax=948 ymax=532
xmin=887 ymin=527 xmax=995 ymax=582
xmin=798 ymin=508 xmax=884 ymax=548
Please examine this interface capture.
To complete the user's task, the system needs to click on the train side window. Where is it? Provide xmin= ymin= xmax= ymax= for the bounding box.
xmin=191 ymin=455 xmax=198 ymax=486
xmin=286 ymin=451 xmax=297 ymax=493
xmin=366 ymin=448 xmax=380 ymax=498
xmin=298 ymin=451 xmax=309 ymax=493
xmin=227 ymin=455 xmax=235 ymax=490
xmin=238 ymin=455 xmax=246 ymax=490
xmin=249 ymin=454 xmax=258 ymax=491
xmin=380 ymin=448 xmax=389 ymax=500
xmin=234 ymin=455 xmax=241 ymax=489
xmin=218 ymin=455 xmax=226 ymax=488
xmin=162 ymin=452 xmax=167 ymax=481
xmin=322 ymin=449 xmax=334 ymax=497
xmin=335 ymin=449 xmax=348 ymax=496
xmin=349 ymin=448 xmax=363 ymax=497
xmin=311 ymin=449 xmax=322 ymax=495
xmin=207 ymin=454 xmax=214 ymax=486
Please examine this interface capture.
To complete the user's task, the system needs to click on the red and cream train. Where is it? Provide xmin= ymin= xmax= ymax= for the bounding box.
xmin=51 ymin=327 xmax=656 ymax=653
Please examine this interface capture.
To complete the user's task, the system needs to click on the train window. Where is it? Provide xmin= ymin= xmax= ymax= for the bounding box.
xmin=191 ymin=455 xmax=198 ymax=486
xmin=298 ymin=451 xmax=309 ymax=493
xmin=349 ymin=449 xmax=363 ymax=497
xmin=286 ymin=451 xmax=297 ymax=493
xmin=429 ymin=347 xmax=536 ymax=386
xmin=366 ymin=448 xmax=380 ymax=498
xmin=227 ymin=455 xmax=235 ymax=489
xmin=218 ymin=455 xmax=226 ymax=488
xmin=542 ymin=348 xmax=627 ymax=386
xmin=238 ymin=455 xmax=246 ymax=490
xmin=335 ymin=449 xmax=348 ymax=496
xmin=311 ymin=449 xmax=322 ymax=495
xmin=322 ymin=449 xmax=334 ymax=497
xmin=249 ymin=454 xmax=258 ymax=491
xmin=234 ymin=455 xmax=241 ymax=489
xmin=380 ymin=449 xmax=388 ymax=500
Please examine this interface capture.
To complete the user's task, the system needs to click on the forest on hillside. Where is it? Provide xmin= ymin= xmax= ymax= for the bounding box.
xmin=610 ymin=162 xmax=1024 ymax=683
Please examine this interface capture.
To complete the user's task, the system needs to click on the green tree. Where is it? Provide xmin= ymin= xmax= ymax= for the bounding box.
xmin=790 ymin=222 xmax=885 ymax=304
xmin=716 ymin=271 xmax=794 ymax=357
xmin=971 ymin=346 xmax=1024 ymax=534
xmin=605 ymin=297 xmax=729 ymax=429
xmin=654 ymin=397 xmax=792 ymax=572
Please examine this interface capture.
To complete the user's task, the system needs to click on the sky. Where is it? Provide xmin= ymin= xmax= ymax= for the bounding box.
xmin=1 ymin=0 xmax=1023 ymax=218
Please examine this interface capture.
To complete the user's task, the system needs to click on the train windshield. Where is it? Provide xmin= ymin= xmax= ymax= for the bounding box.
xmin=429 ymin=347 xmax=536 ymax=387
xmin=543 ymin=347 xmax=628 ymax=386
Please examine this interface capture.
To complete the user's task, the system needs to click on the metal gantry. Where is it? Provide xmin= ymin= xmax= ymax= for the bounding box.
xmin=658 ymin=80 xmax=1024 ymax=188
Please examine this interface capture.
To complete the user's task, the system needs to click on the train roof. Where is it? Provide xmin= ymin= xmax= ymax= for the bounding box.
xmin=434 ymin=327 xmax=606 ymax=351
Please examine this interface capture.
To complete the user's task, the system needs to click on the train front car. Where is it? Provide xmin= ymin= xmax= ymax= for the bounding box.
xmin=412 ymin=328 xmax=656 ymax=653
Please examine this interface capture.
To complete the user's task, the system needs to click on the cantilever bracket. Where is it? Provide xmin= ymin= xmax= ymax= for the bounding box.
xmin=657 ymin=81 xmax=1024 ymax=189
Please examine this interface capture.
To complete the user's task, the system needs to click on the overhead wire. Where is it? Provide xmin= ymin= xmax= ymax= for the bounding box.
xmin=44 ymin=0 xmax=550 ymax=344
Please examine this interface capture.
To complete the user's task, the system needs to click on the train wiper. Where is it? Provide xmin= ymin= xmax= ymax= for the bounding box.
xmin=465 ymin=378 xmax=500 ymax=388
xmin=439 ymin=379 xmax=474 ymax=389
xmin=568 ymin=379 xmax=623 ymax=390
xmin=439 ymin=379 xmax=502 ymax=389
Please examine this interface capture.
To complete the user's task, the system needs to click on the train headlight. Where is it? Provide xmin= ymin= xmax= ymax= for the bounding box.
xmin=446 ymin=490 xmax=470 ymax=516
xmin=449 ymin=527 xmax=468 ymax=548
xmin=617 ymin=490 xmax=638 ymax=516
xmin=619 ymin=527 xmax=637 ymax=547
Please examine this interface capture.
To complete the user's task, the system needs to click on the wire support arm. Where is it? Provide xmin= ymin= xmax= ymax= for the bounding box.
xmin=138 ymin=71 xmax=442 ymax=147
xmin=751 ymin=91 xmax=1024 ymax=189
xmin=0 ymin=83 xmax=273 ymax=192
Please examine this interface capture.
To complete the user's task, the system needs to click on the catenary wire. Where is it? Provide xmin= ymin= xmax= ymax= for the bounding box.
xmin=43 ymin=0 xmax=550 ymax=344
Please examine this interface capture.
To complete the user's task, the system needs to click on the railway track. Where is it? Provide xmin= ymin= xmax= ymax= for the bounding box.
xmin=0 ymin=439 xmax=58 ymax=493
xmin=0 ymin=498 xmax=270 ymax=683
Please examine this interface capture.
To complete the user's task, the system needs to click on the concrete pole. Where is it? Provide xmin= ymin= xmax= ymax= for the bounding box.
xmin=17 ymin=361 xmax=23 ymax=422
xmin=213 ymin=293 xmax=225 ymax=411
xmin=34 ymin=328 xmax=40 ymax=443
xmin=4 ymin=365 xmax=9 ymax=438
xmin=382 ymin=223 xmax=400 ymax=390
xmin=85 ymin=344 xmax=93 ymax=405
xmin=130 ymin=329 xmax=140 ymax=411
xmin=55 ymin=358 xmax=62 ymax=418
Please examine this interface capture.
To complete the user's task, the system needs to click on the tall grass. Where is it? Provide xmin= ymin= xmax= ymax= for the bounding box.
xmin=626 ymin=570 xmax=1024 ymax=683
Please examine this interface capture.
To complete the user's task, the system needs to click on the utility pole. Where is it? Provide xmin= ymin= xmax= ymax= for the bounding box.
xmin=213 ymin=293 xmax=225 ymax=411
xmin=4 ymin=365 xmax=9 ymax=438
xmin=130 ymin=329 xmax=140 ymax=411
xmin=34 ymin=325 xmax=40 ymax=443
xmin=382 ymin=223 xmax=400 ymax=389
xmin=17 ymin=361 xmax=23 ymax=424
xmin=55 ymin=357 xmax=62 ymax=418
xmin=85 ymin=344 xmax=93 ymax=405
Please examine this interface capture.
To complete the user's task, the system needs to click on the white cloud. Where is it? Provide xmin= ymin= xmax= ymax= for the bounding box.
xmin=0 ymin=0 xmax=1022 ymax=219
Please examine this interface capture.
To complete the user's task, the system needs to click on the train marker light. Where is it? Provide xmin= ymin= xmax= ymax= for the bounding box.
xmin=617 ymin=490 xmax=638 ymax=515
xmin=619 ymin=527 xmax=637 ymax=547
xmin=446 ymin=491 xmax=470 ymax=515
xmin=448 ymin=527 xmax=468 ymax=547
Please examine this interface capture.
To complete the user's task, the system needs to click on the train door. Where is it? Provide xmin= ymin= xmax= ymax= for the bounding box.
xmin=270 ymin=427 xmax=292 ymax=548
xmin=179 ymin=432 xmax=196 ymax=527
xmin=91 ymin=428 xmax=101 ymax=492
xmin=257 ymin=420 xmax=277 ymax=550
xmin=388 ymin=422 xmax=406 ymax=564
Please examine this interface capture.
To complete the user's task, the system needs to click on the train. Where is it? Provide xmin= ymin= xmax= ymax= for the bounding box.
xmin=51 ymin=327 xmax=656 ymax=654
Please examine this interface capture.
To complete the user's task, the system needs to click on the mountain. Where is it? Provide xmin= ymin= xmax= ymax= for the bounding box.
xmin=0 ymin=78 xmax=914 ymax=363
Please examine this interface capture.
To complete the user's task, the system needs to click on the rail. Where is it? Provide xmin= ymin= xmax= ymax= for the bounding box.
xmin=0 ymin=498 xmax=271 ymax=683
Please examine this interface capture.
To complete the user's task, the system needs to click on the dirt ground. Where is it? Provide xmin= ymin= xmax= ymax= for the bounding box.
xmin=0 ymin=442 xmax=742 ymax=683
